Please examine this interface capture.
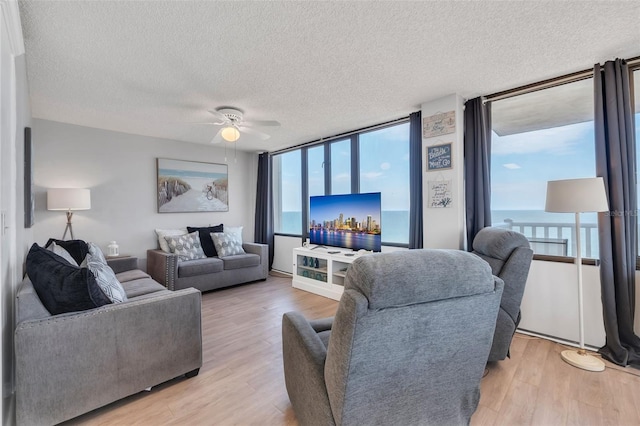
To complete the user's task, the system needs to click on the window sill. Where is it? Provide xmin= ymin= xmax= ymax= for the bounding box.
xmin=533 ymin=254 xmax=599 ymax=266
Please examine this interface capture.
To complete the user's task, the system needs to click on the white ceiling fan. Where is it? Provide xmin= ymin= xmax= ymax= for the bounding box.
xmin=194 ymin=107 xmax=280 ymax=144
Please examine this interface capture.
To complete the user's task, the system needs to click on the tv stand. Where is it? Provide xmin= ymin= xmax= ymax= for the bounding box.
xmin=309 ymin=245 xmax=328 ymax=250
xmin=292 ymin=247 xmax=370 ymax=300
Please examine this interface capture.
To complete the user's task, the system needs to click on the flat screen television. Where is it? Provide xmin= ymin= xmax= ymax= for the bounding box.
xmin=309 ymin=192 xmax=382 ymax=252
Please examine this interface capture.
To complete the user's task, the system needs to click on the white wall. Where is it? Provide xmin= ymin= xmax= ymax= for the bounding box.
xmin=31 ymin=119 xmax=257 ymax=267
xmin=421 ymin=95 xmax=465 ymax=249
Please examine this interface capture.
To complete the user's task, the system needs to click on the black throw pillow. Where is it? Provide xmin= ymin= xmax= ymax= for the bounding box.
xmin=187 ymin=224 xmax=223 ymax=257
xmin=45 ymin=238 xmax=89 ymax=265
xmin=26 ymin=244 xmax=111 ymax=315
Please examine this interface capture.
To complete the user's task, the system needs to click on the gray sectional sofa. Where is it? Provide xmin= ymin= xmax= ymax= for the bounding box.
xmin=147 ymin=242 xmax=269 ymax=292
xmin=15 ymin=257 xmax=202 ymax=426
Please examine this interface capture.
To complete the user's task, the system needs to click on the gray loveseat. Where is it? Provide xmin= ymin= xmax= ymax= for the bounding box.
xmin=15 ymin=257 xmax=202 ymax=426
xmin=147 ymin=242 xmax=268 ymax=292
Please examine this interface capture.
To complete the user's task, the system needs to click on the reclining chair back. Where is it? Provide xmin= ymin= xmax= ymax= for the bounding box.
xmin=324 ymin=249 xmax=504 ymax=426
xmin=472 ymin=227 xmax=533 ymax=361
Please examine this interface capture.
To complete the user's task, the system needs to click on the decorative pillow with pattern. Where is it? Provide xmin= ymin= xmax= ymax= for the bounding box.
xmin=211 ymin=231 xmax=245 ymax=257
xmin=86 ymin=242 xmax=128 ymax=303
xmin=155 ymin=228 xmax=188 ymax=253
xmin=164 ymin=231 xmax=207 ymax=262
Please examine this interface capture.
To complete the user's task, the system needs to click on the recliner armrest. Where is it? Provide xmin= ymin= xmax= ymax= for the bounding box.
xmin=282 ymin=312 xmax=335 ymax=425
xmin=146 ymin=249 xmax=178 ymax=290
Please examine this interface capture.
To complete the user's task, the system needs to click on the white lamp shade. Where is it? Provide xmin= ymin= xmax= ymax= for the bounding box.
xmin=47 ymin=188 xmax=91 ymax=211
xmin=545 ymin=177 xmax=609 ymax=213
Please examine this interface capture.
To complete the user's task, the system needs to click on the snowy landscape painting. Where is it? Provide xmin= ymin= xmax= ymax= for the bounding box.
xmin=157 ymin=158 xmax=228 ymax=213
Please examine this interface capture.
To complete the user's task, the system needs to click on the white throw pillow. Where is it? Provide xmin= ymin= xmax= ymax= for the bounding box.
xmin=164 ymin=231 xmax=207 ymax=262
xmin=155 ymin=228 xmax=187 ymax=253
xmin=224 ymin=226 xmax=243 ymax=241
xmin=211 ymin=231 xmax=246 ymax=257
xmin=86 ymin=242 xmax=128 ymax=303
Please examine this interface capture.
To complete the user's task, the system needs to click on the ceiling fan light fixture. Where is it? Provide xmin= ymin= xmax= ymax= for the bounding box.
xmin=221 ymin=125 xmax=240 ymax=142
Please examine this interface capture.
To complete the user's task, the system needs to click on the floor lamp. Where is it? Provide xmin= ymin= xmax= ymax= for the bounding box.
xmin=545 ymin=177 xmax=609 ymax=372
xmin=47 ymin=188 xmax=91 ymax=240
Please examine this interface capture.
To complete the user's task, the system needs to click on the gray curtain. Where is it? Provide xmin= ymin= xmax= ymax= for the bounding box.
xmin=409 ymin=111 xmax=423 ymax=249
xmin=594 ymin=59 xmax=640 ymax=368
xmin=464 ymin=97 xmax=492 ymax=250
xmin=254 ymin=152 xmax=274 ymax=269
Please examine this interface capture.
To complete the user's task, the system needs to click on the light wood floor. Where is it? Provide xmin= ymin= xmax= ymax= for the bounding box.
xmin=64 ymin=274 xmax=640 ymax=426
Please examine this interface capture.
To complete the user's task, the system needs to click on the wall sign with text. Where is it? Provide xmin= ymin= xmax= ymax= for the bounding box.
xmin=427 ymin=143 xmax=452 ymax=171
xmin=423 ymin=111 xmax=455 ymax=138
xmin=428 ymin=180 xmax=453 ymax=208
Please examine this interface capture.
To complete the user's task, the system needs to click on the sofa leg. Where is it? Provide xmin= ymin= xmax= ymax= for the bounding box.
xmin=185 ymin=368 xmax=200 ymax=378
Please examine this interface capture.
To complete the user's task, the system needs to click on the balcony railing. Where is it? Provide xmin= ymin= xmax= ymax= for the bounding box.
xmin=496 ymin=218 xmax=599 ymax=259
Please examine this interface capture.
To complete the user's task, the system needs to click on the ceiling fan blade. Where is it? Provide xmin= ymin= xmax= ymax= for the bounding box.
xmin=239 ymin=126 xmax=271 ymax=140
xmin=210 ymin=128 xmax=224 ymax=144
xmin=207 ymin=109 xmax=230 ymax=122
xmin=188 ymin=121 xmax=226 ymax=125
xmin=241 ymin=119 xmax=281 ymax=128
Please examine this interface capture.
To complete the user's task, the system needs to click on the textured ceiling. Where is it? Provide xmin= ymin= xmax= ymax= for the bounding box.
xmin=18 ymin=1 xmax=640 ymax=153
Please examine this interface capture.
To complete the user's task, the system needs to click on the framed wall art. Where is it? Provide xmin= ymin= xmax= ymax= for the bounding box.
xmin=157 ymin=158 xmax=229 ymax=213
xmin=423 ymin=111 xmax=456 ymax=138
xmin=24 ymin=127 xmax=34 ymax=228
xmin=427 ymin=143 xmax=452 ymax=171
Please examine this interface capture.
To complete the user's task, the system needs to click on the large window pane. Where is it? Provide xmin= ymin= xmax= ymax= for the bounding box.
xmin=359 ymin=123 xmax=410 ymax=244
xmin=491 ymin=78 xmax=597 ymax=258
xmin=273 ymin=150 xmax=302 ymax=235
xmin=308 ymin=145 xmax=325 ymax=197
xmin=331 ymin=139 xmax=351 ymax=195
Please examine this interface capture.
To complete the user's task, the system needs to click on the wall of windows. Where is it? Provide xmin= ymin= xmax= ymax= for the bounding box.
xmin=272 ymin=120 xmax=411 ymax=246
xmin=490 ymin=78 xmax=598 ymax=258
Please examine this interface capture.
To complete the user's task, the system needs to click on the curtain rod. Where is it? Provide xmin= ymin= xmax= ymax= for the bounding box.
xmin=486 ymin=55 xmax=640 ymax=104
xmin=270 ymin=115 xmax=410 ymax=155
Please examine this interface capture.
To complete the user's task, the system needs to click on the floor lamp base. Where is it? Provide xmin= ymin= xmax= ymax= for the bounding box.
xmin=561 ymin=349 xmax=605 ymax=372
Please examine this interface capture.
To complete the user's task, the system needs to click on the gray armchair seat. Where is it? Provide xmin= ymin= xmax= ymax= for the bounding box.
xmin=472 ymin=227 xmax=534 ymax=362
xmin=282 ymin=249 xmax=504 ymax=426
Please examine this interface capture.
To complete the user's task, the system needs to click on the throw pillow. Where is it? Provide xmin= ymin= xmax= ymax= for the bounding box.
xmin=45 ymin=238 xmax=89 ymax=265
xmin=47 ymin=242 xmax=79 ymax=266
xmin=164 ymin=231 xmax=207 ymax=262
xmin=25 ymin=244 xmax=111 ymax=315
xmin=155 ymin=228 xmax=188 ymax=253
xmin=86 ymin=242 xmax=128 ymax=303
xmin=224 ymin=226 xmax=243 ymax=240
xmin=187 ymin=224 xmax=223 ymax=257
xmin=211 ymin=231 xmax=245 ymax=257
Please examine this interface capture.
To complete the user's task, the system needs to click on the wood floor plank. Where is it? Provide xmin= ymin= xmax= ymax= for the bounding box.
xmin=61 ymin=274 xmax=640 ymax=426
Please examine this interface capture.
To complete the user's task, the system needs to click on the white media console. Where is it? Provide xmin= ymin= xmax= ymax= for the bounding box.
xmin=292 ymin=247 xmax=371 ymax=300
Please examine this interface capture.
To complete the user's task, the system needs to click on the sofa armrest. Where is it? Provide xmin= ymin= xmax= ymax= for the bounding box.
xmin=106 ymin=257 xmax=138 ymax=274
xmin=15 ymin=288 xmax=202 ymax=426
xmin=243 ymin=242 xmax=269 ymax=278
xmin=147 ymin=249 xmax=178 ymax=290
xmin=282 ymin=311 xmax=334 ymax=425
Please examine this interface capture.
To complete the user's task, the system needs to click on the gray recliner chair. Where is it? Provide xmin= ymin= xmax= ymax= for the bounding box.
xmin=472 ymin=227 xmax=534 ymax=362
xmin=282 ymin=249 xmax=504 ymax=426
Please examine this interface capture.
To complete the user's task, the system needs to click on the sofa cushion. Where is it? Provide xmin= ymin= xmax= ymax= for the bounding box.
xmin=86 ymin=243 xmax=128 ymax=303
xmin=45 ymin=238 xmax=89 ymax=265
xmin=25 ymin=244 xmax=111 ymax=315
xmin=16 ymin=278 xmax=52 ymax=323
xmin=220 ymin=253 xmax=260 ymax=270
xmin=187 ymin=224 xmax=223 ymax=257
xmin=178 ymin=257 xmax=224 ymax=278
xmin=211 ymin=231 xmax=245 ymax=257
xmin=121 ymin=278 xmax=167 ymax=298
xmin=116 ymin=269 xmax=151 ymax=283
xmin=155 ymin=228 xmax=187 ymax=253
xmin=164 ymin=231 xmax=207 ymax=262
